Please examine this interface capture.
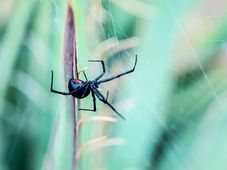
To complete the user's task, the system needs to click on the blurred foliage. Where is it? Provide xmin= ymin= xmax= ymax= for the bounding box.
xmin=1 ymin=0 xmax=227 ymax=170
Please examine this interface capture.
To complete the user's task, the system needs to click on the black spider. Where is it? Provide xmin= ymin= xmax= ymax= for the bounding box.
xmin=50 ymin=55 xmax=137 ymax=120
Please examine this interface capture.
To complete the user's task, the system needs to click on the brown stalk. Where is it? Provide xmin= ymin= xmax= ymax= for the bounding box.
xmin=63 ymin=2 xmax=78 ymax=168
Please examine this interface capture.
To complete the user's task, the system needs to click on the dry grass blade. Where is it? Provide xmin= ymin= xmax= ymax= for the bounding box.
xmin=93 ymin=37 xmax=140 ymax=59
xmin=76 ymin=116 xmax=117 ymax=135
xmin=76 ymin=137 xmax=125 ymax=159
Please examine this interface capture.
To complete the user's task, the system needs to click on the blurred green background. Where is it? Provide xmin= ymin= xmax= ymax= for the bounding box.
xmin=1 ymin=0 xmax=227 ymax=170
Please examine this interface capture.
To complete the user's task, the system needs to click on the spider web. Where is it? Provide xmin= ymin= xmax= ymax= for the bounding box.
xmin=165 ymin=0 xmax=226 ymax=129
xmin=47 ymin=0 xmax=227 ymax=169
xmin=101 ymin=0 xmax=135 ymax=60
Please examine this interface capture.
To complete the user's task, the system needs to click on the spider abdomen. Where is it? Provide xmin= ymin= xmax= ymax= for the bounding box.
xmin=68 ymin=79 xmax=90 ymax=99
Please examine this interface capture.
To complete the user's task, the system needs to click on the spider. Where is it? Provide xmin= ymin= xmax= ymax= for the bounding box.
xmin=50 ymin=55 xmax=137 ymax=120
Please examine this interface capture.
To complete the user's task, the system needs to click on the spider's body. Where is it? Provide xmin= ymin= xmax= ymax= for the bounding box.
xmin=68 ymin=79 xmax=90 ymax=99
xmin=51 ymin=55 xmax=137 ymax=120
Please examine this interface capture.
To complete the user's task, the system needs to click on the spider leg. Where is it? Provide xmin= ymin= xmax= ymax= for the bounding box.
xmin=91 ymin=86 xmax=126 ymax=120
xmin=50 ymin=70 xmax=71 ymax=95
xmin=97 ymin=55 xmax=137 ymax=84
xmin=88 ymin=59 xmax=106 ymax=80
xmin=50 ymin=70 xmax=82 ymax=95
xmin=79 ymin=91 xmax=96 ymax=111
xmin=106 ymin=91 xmax=109 ymax=101
xmin=82 ymin=71 xmax=88 ymax=81
xmin=81 ymin=83 xmax=90 ymax=97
